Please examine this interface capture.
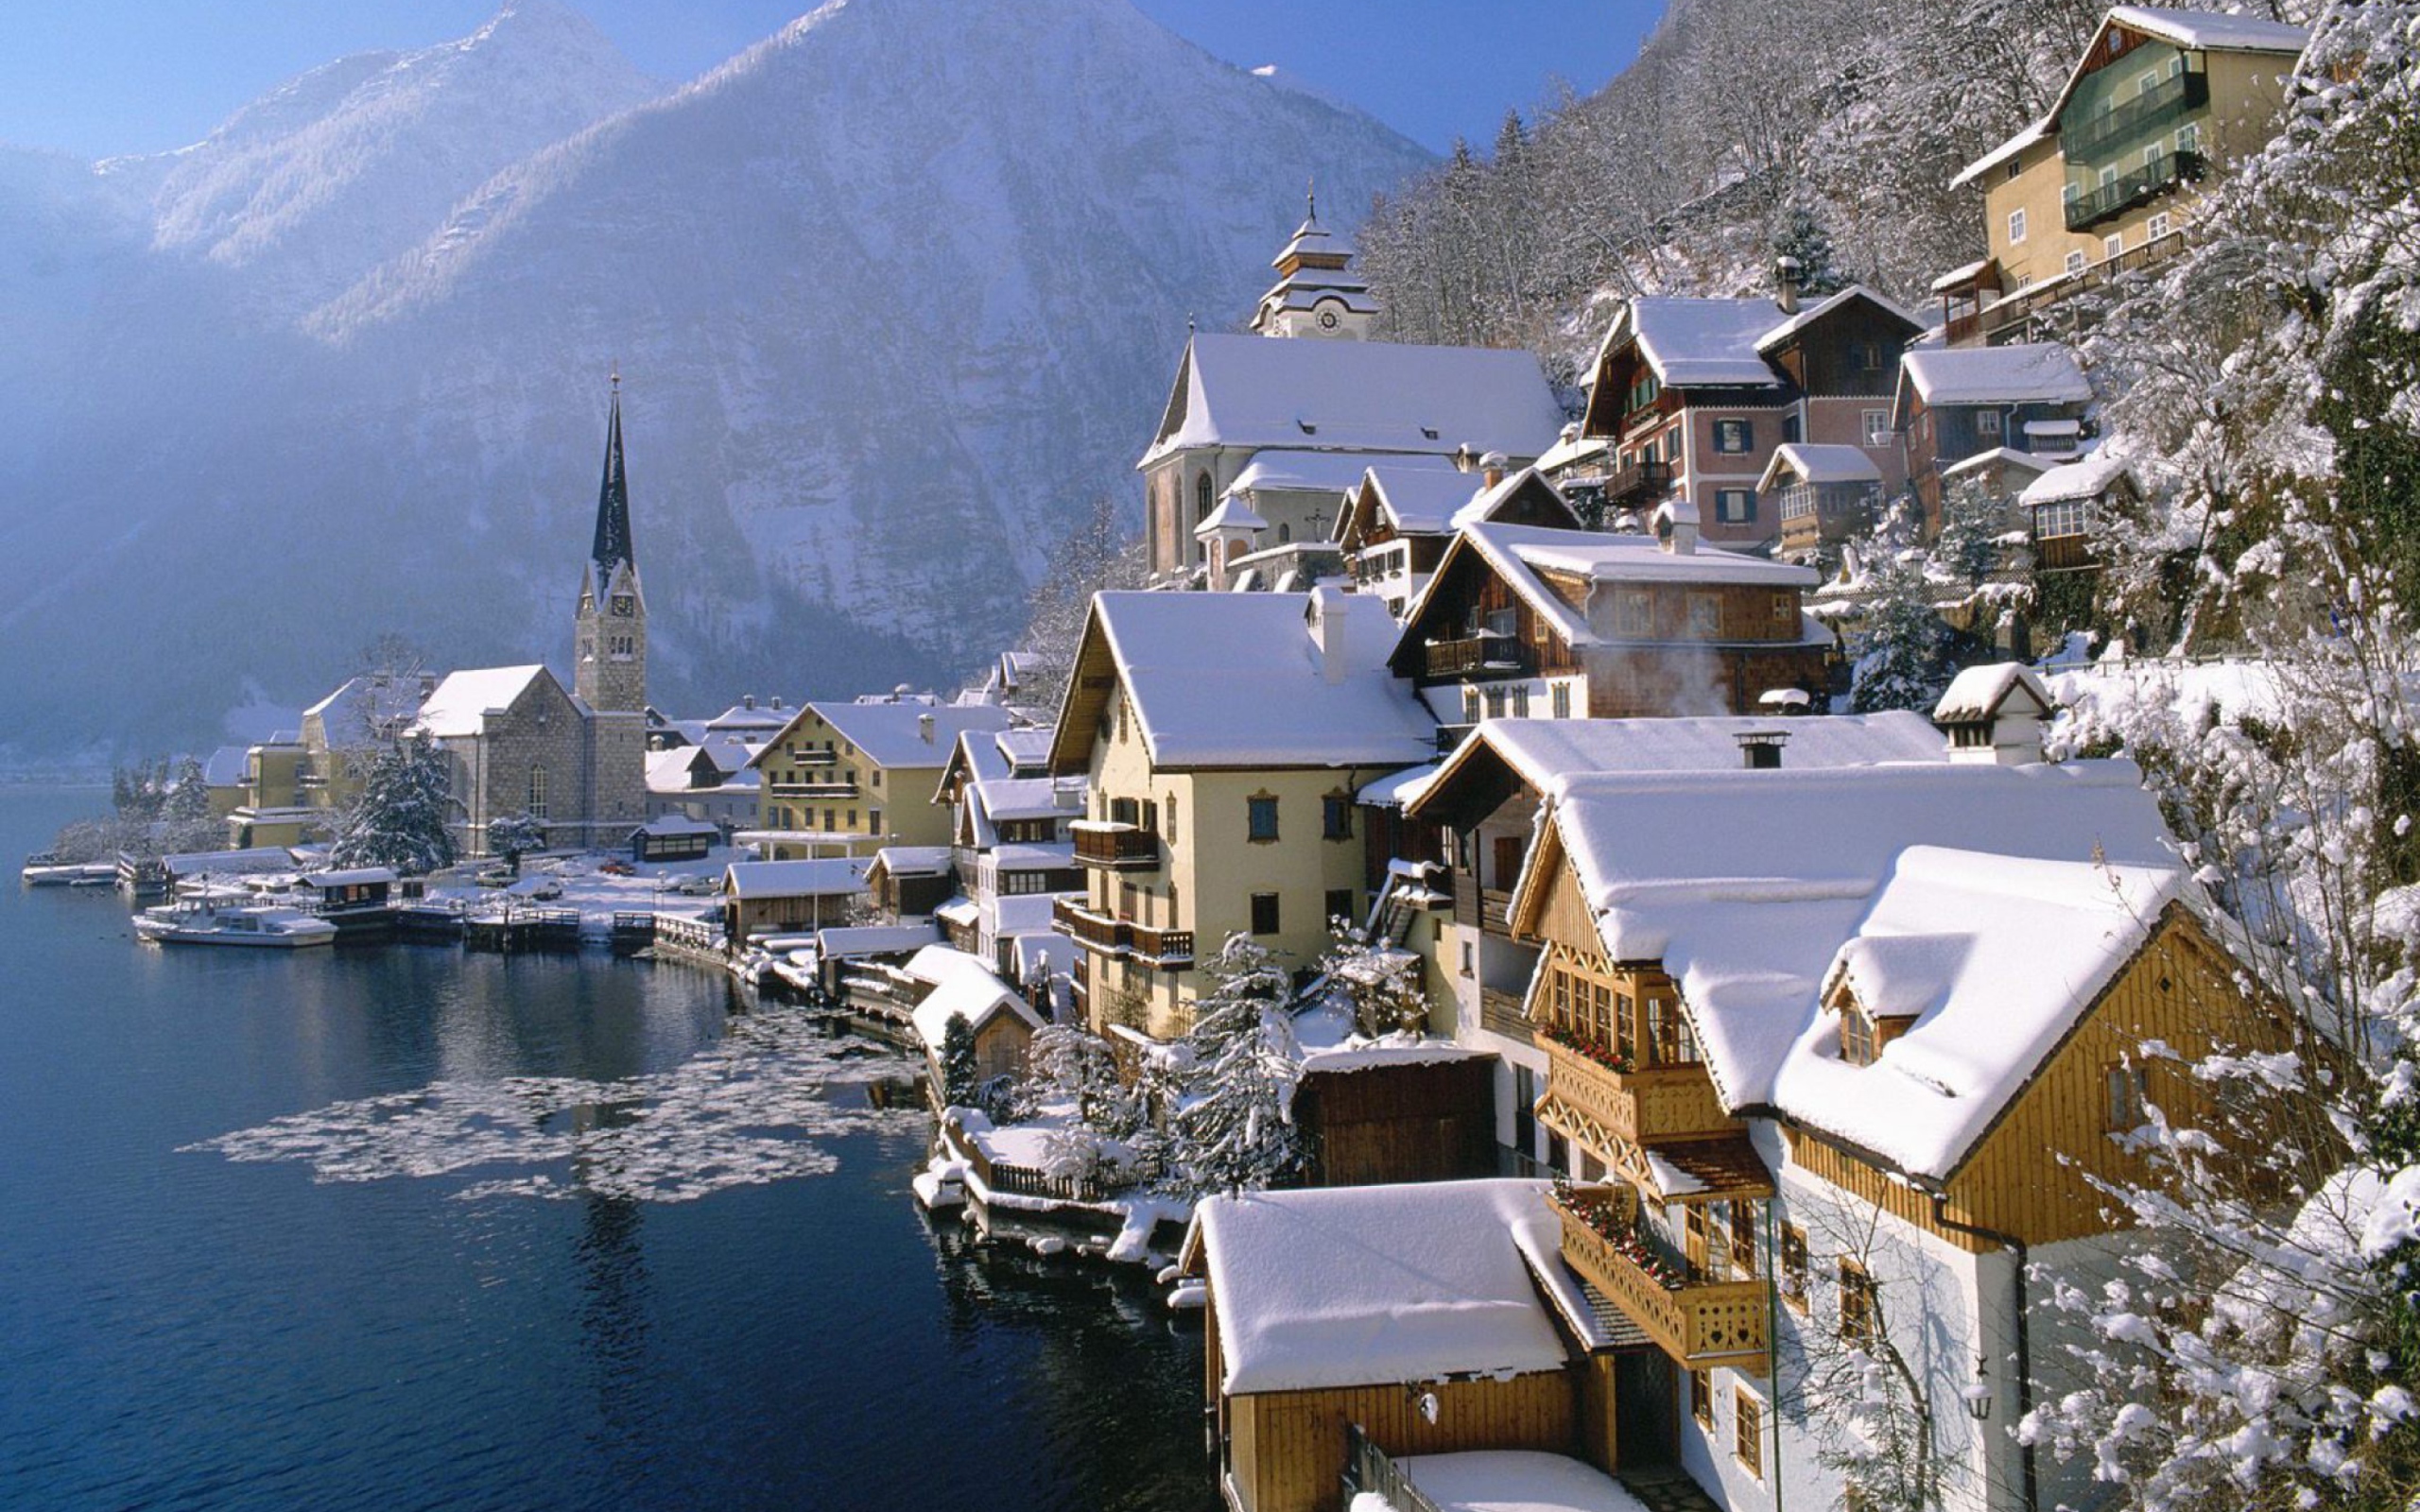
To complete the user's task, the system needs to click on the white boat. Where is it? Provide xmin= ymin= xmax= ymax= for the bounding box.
xmin=21 ymin=855 xmax=116 ymax=887
xmin=132 ymin=903 xmax=338 ymax=949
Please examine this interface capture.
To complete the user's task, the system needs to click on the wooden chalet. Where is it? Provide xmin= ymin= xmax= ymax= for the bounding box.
xmin=1333 ymin=463 xmax=1580 ymax=616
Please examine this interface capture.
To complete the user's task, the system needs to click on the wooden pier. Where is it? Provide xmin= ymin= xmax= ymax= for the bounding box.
xmin=462 ymin=907 xmax=583 ymax=954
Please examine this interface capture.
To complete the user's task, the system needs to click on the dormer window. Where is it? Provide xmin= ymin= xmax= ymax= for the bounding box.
xmin=1841 ymin=1005 xmax=1878 ymax=1066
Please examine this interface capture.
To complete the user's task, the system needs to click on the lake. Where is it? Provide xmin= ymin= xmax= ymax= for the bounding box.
xmin=0 ymin=788 xmax=1216 ymax=1511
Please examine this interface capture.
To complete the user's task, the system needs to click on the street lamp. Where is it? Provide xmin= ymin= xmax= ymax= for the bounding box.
xmin=1964 ymin=1357 xmax=1994 ymax=1421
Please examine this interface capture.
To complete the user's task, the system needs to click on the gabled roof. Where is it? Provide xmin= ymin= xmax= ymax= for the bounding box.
xmin=1141 ymin=333 xmax=1564 ymax=467
xmin=2038 ymin=9 xmax=2308 ymax=154
xmin=752 ymin=700 xmax=1013 ymax=772
xmin=1899 ymin=342 xmax=2091 ymax=417
xmin=1940 ymin=445 xmax=2064 ymax=481
xmin=1933 ymin=662 xmax=2054 ymax=725
xmin=1339 ymin=462 xmax=1489 ymax=541
xmin=722 ymin=858 xmax=868 ymax=900
xmin=1529 ymin=759 xmax=2181 ymax=1177
xmin=413 ymin=665 xmax=553 ymax=739
xmin=1758 ymin=442 xmax=1883 ymax=491
xmin=306 ymin=674 xmax=429 ymax=749
xmin=1196 ymin=496 xmax=1269 ymax=534
xmin=1753 ymin=284 xmax=1925 ymax=353
xmin=1049 ymin=589 xmax=1435 ymax=773
xmin=1445 ymin=467 xmax=1582 ymax=532
xmin=1190 ymin=1177 xmax=1608 ymax=1395
xmin=1951 ymin=119 xmax=2051 ymax=189
xmin=1610 ymin=298 xmax=1788 ymax=388
xmin=2021 ymin=449 xmax=2135 ymax=506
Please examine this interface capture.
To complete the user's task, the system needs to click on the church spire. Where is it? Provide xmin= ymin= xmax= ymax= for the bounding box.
xmin=591 ymin=369 xmax=633 ymax=586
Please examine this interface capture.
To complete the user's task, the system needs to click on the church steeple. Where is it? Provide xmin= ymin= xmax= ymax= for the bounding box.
xmin=575 ymin=370 xmax=646 ymax=713
xmin=1250 ymin=180 xmax=1376 ymax=339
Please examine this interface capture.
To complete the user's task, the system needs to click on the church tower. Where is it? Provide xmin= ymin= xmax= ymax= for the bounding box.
xmin=575 ymin=375 xmax=647 ymax=713
xmin=1249 ymin=182 xmax=1376 ymax=340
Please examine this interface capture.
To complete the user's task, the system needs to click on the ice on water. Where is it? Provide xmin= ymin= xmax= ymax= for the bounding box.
xmin=185 ymin=1011 xmax=921 ymax=1203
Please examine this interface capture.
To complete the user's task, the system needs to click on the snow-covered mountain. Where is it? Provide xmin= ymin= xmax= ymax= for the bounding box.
xmin=0 ymin=0 xmax=1432 ymax=759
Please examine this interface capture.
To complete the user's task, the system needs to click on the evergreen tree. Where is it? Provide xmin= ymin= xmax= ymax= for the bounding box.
xmin=1318 ymin=919 xmax=1430 ymax=1039
xmin=486 ymin=811 xmax=546 ymax=875
xmin=164 ymin=756 xmax=212 ymax=824
xmin=939 ymin=1015 xmax=979 ymax=1109
xmin=1847 ymin=527 xmax=1955 ymax=714
xmin=1173 ymin=936 xmax=1306 ymax=1196
xmin=1769 ymin=197 xmax=1847 ymax=297
xmin=329 ymin=737 xmax=456 ymax=875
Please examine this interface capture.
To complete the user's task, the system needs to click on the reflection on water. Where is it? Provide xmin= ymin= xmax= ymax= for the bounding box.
xmin=0 ymin=789 xmax=1217 ymax=1512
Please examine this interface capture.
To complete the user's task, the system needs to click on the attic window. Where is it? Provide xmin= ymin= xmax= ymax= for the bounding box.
xmin=1840 ymin=1005 xmax=1878 ymax=1066
xmin=1949 ymin=722 xmax=1993 ymax=749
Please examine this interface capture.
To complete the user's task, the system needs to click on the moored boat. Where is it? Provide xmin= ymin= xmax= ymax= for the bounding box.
xmin=131 ymin=904 xmax=338 ymax=949
xmin=22 ymin=856 xmax=119 ymax=887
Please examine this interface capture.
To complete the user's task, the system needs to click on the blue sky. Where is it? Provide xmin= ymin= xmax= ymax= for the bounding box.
xmin=0 ymin=0 xmax=1661 ymax=161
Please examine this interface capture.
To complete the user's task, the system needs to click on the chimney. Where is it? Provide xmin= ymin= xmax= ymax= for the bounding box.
xmin=1480 ymin=451 xmax=1510 ymax=489
xmin=1653 ymin=496 xmax=1700 ymax=557
xmin=742 ymin=694 xmax=756 ymax=711
xmin=1934 ymin=664 xmax=2051 ymax=765
xmin=1309 ymin=585 xmax=1349 ymax=685
xmin=918 ymin=713 xmax=936 ymax=746
xmin=1735 ymin=731 xmax=1789 ymax=769
xmin=771 ymin=696 xmax=785 ymax=711
xmin=1452 ymin=443 xmax=1478 ymax=473
xmin=1774 ymin=255 xmax=1804 ymax=315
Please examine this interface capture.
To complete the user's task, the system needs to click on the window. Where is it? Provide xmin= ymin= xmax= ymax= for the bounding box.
xmin=1325 ymin=888 xmax=1356 ymax=928
xmin=2177 ymin=122 xmax=2201 ymax=155
xmin=1841 ymin=1006 xmax=1877 ymax=1065
xmin=1780 ymin=1224 xmax=1809 ymax=1312
xmin=1977 ymin=408 xmax=2003 ymax=437
xmin=2005 ymin=158 xmax=2023 ymax=183
xmin=1772 ymin=592 xmax=1795 ymax=626
xmin=1247 ymin=794 xmax=1279 ymax=843
xmin=1510 ymin=686 xmax=1530 ymax=718
xmin=527 ymin=764 xmax=547 ymax=821
xmin=2008 ymin=207 xmax=2028 ymax=244
xmin=1322 ymin=794 xmax=1353 ymax=841
xmin=1715 ymin=489 xmax=1755 ymax=524
xmin=1840 ymin=1258 xmax=1878 ymax=1341
xmin=1685 ymin=1205 xmax=1711 ymax=1280
xmin=2104 ymin=232 xmax=2125 ymax=261
xmin=1687 ymin=594 xmax=1722 ymax=639
xmin=2066 ymin=249 xmax=2089 ymax=275
xmin=1276 ymin=522 xmax=1291 ymax=544
xmin=1250 ymin=892 xmax=1281 ymax=936
xmin=1614 ymin=592 xmax=1654 ymax=638
xmin=1550 ymin=683 xmax=1571 ymax=719
xmin=2105 ymin=1064 xmax=2150 ymax=1132
xmin=1645 ymin=993 xmax=1699 ymax=1065
xmin=1691 ymin=1368 xmax=1714 ymax=1429
xmin=1461 ymin=939 xmax=1474 ymax=977
xmin=1729 ymin=1199 xmax=1757 ymax=1276
xmin=2148 ymin=211 xmax=2171 ymax=240
xmin=2136 ymin=69 xmax=2160 ymax=97
xmin=1195 ymin=471 xmax=1213 ymax=524
xmin=2035 ymin=498 xmax=2090 ymax=539
xmin=1462 ymin=687 xmax=1482 ymax=724
xmin=1862 ymin=409 xmax=1892 ymax=447
xmin=1735 ymin=1389 xmax=1764 ymax=1475
xmin=1713 ymin=418 xmax=1753 ymax=455
xmin=1781 ymin=412 xmax=1802 ymax=443
xmin=1167 ymin=795 xmax=1180 ymax=845
xmin=1483 ymin=686 xmax=1507 ymax=719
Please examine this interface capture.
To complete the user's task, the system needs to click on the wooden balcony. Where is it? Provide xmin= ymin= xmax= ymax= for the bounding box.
xmin=1600 ymin=458 xmax=1672 ymax=507
xmin=1071 ymin=821 xmax=1160 ymax=870
xmin=2066 ymin=149 xmax=2204 ymax=232
xmin=2034 ymin=533 xmax=2094 ymax=572
xmin=1422 ymin=634 xmax=1534 ymax=680
xmin=1050 ymin=897 xmax=1191 ymax=971
xmin=769 ymin=779 xmax=858 ymax=800
xmin=1130 ymin=921 xmax=1195 ymax=970
xmin=1478 ymin=987 xmax=1529 ymax=1039
xmin=1451 ymin=874 xmax=1518 ymax=936
xmin=1537 ymin=1033 xmax=1733 ymax=1147
xmin=1553 ymin=1194 xmax=1768 ymax=1367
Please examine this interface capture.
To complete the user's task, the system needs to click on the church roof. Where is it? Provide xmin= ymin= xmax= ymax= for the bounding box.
xmin=413 ymin=665 xmax=552 ymax=739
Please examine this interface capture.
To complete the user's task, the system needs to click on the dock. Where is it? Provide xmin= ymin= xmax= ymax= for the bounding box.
xmin=462 ymin=907 xmax=583 ymax=954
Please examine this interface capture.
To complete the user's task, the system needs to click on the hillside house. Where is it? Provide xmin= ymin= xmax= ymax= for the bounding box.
xmin=744 ymin=696 xmax=1011 ymax=860
xmin=1565 ymin=281 xmax=1921 ymax=550
xmin=2021 ymin=448 xmax=2138 ymax=575
xmin=1756 ymin=443 xmax=1884 ymax=563
xmin=1895 ymin=343 xmax=2095 ymax=533
xmin=1389 ymin=513 xmax=1832 ymax=734
xmin=902 ymin=946 xmax=1046 ymax=1094
xmin=1935 ymin=6 xmax=2308 ymax=345
xmin=931 ymin=726 xmax=1084 ymax=970
xmin=1046 ymin=588 xmax=1436 ymax=1039
xmin=1333 ymin=463 xmax=1582 ymax=616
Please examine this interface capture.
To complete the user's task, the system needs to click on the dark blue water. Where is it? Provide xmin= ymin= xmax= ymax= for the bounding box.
xmin=0 ymin=788 xmax=1215 ymax=1511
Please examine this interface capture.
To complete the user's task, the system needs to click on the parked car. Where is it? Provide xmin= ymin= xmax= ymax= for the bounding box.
xmin=474 ymin=866 xmax=514 ymax=888
xmin=669 ymin=873 xmax=720 ymax=897
xmin=507 ymin=876 xmax=565 ymax=901
xmin=598 ymin=860 xmax=635 ymax=877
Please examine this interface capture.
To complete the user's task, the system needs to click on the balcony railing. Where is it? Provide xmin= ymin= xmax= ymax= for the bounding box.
xmin=1450 ymin=874 xmax=1518 ymax=936
xmin=1478 ymin=987 xmax=1530 ymax=1039
xmin=1537 ymin=1031 xmax=1733 ymax=1147
xmin=1050 ymin=897 xmax=1192 ymax=971
xmin=1553 ymin=1192 xmax=1769 ymax=1367
xmin=2062 ymin=71 xmax=2206 ymax=164
xmin=788 ymin=748 xmax=838 ymax=766
xmin=2066 ymin=150 xmax=2204 ymax=232
xmin=1423 ymin=634 xmax=1535 ymax=680
xmin=1601 ymin=457 xmax=1672 ymax=506
xmin=1070 ymin=821 xmax=1161 ymax=870
xmin=769 ymin=779 xmax=858 ymax=800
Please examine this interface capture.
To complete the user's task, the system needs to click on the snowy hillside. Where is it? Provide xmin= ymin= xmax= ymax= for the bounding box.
xmin=0 ymin=0 xmax=1432 ymax=760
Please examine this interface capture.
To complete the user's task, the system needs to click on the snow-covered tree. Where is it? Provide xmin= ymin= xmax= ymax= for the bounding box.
xmin=485 ymin=811 xmax=545 ymax=874
xmin=1016 ymin=493 xmax=1149 ymax=715
xmin=164 ymin=756 xmax=211 ymax=823
xmin=1848 ymin=518 xmax=1956 ymax=714
xmin=1770 ymin=197 xmax=1847 ymax=298
xmin=1027 ymin=1022 xmax=1132 ymax=1132
xmin=938 ymin=1014 xmax=979 ymax=1110
xmin=1317 ymin=919 xmax=1430 ymax=1039
xmin=1172 ymin=936 xmax=1306 ymax=1197
xmin=328 ymin=737 xmax=455 ymax=875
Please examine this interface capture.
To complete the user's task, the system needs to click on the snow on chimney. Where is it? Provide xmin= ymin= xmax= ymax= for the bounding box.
xmin=1653 ymin=496 xmax=1700 ymax=557
xmin=1308 ymin=585 xmax=1349 ymax=685
xmin=742 ymin=694 xmax=756 ymax=710
xmin=1480 ymin=451 xmax=1509 ymax=489
xmin=1774 ymin=255 xmax=1804 ymax=315
xmin=771 ymin=696 xmax=784 ymax=711
xmin=918 ymin=713 xmax=936 ymax=745
xmin=1452 ymin=443 xmax=1478 ymax=473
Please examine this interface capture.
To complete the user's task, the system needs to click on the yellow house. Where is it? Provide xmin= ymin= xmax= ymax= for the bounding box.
xmin=225 ymin=735 xmax=325 ymax=849
xmin=1935 ymin=6 xmax=2307 ymax=344
xmin=744 ymin=697 xmax=1012 ymax=860
xmin=1046 ymin=588 xmax=1437 ymax=1040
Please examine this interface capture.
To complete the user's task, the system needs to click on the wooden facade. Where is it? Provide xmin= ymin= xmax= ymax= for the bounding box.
xmin=1293 ymin=1057 xmax=1499 ymax=1188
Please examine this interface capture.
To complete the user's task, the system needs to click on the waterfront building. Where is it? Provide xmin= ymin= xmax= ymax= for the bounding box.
xmin=743 ymin=696 xmax=1013 ymax=861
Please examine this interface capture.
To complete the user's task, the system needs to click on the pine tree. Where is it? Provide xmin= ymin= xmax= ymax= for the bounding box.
xmin=164 ymin=756 xmax=211 ymax=823
xmin=1848 ymin=543 xmax=1954 ymax=713
xmin=1770 ymin=197 xmax=1847 ymax=297
xmin=486 ymin=811 xmax=546 ymax=874
xmin=1173 ymin=936 xmax=1306 ymax=1196
xmin=329 ymin=737 xmax=456 ymax=875
xmin=939 ymin=1014 xmax=979 ymax=1109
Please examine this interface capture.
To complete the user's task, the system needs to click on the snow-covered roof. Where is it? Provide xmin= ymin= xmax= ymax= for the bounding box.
xmin=1758 ymin=442 xmax=1883 ymax=490
xmin=1619 ymin=298 xmax=1786 ymax=387
xmin=1753 ymin=284 xmax=1923 ymax=352
xmin=813 ymin=921 xmax=939 ymax=959
xmin=1950 ymin=118 xmax=2049 ymax=189
xmin=1929 ymin=257 xmax=1998 ymax=293
xmin=1538 ymin=759 xmax=2182 ymax=1177
xmin=1357 ymin=762 xmax=1440 ymax=808
xmin=872 ymin=844 xmax=954 ymax=877
xmin=795 ymin=701 xmax=1012 ymax=771
xmin=413 ymin=665 xmax=549 ymax=739
xmin=2021 ymin=450 xmax=2133 ymax=506
xmin=634 ymin=815 xmax=719 ymax=836
xmin=1901 ymin=343 xmax=2091 ymax=407
xmin=722 ymin=858 xmax=868 ymax=900
xmin=1358 ymin=463 xmax=1488 ymax=535
xmin=1492 ymin=522 xmax=1815 ymax=593
xmin=995 ymin=726 xmax=1053 ymax=770
xmin=1445 ymin=467 xmax=1569 ymax=530
xmin=1933 ymin=662 xmax=2053 ymax=725
xmin=306 ymin=674 xmax=427 ymax=748
xmin=1196 ymin=496 xmax=1268 ymax=534
xmin=1386 ymin=1452 xmax=1647 ymax=1512
xmin=1143 ymin=333 xmax=1564 ymax=466
xmin=704 ymin=700 xmax=793 ymax=731
xmin=2107 ymin=5 xmax=2308 ymax=53
xmin=302 ymin=867 xmax=396 ymax=888
xmin=1191 ymin=1177 xmax=1605 ymax=1394
xmin=1226 ymin=449 xmax=1430 ymax=500
xmin=1940 ymin=445 xmax=2062 ymax=481
xmin=1770 ymin=846 xmax=2190 ymax=1179
xmin=1077 ymin=590 xmax=1435 ymax=769
xmin=201 ymin=746 xmax=251 ymax=787
xmin=908 ymin=956 xmax=1042 ymax=1052
xmin=1422 ymin=713 xmax=1948 ymax=814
